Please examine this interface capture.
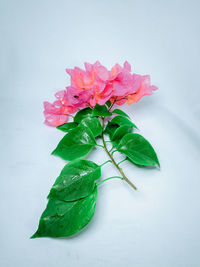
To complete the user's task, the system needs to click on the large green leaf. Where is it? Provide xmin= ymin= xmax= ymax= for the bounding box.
xmin=31 ymin=187 xmax=98 ymax=238
xmin=112 ymin=109 xmax=129 ymax=118
xmin=52 ymin=125 xmax=96 ymax=161
xmin=56 ymin=122 xmax=78 ymax=132
xmin=104 ymin=122 xmax=119 ymax=140
xmin=92 ymin=104 xmax=112 ymax=117
xmin=80 ymin=117 xmax=102 ymax=137
xmin=48 ymin=159 xmax=101 ymax=201
xmin=111 ymin=125 xmax=133 ymax=147
xmin=117 ymin=133 xmax=160 ymax=167
xmin=110 ymin=116 xmax=138 ymax=129
xmin=74 ymin=107 xmax=93 ymax=123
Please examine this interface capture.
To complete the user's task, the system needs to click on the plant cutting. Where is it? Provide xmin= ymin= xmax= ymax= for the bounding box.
xmin=31 ymin=61 xmax=160 ymax=238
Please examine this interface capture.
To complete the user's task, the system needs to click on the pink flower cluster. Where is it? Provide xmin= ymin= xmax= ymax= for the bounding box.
xmin=44 ymin=61 xmax=158 ymax=126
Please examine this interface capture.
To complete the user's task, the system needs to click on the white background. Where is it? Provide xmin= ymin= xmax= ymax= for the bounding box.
xmin=1 ymin=0 xmax=200 ymax=266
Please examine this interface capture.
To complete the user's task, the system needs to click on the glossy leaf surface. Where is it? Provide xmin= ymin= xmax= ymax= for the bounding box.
xmin=80 ymin=117 xmax=102 ymax=137
xmin=48 ymin=159 xmax=101 ymax=201
xmin=104 ymin=122 xmax=119 ymax=140
xmin=110 ymin=116 xmax=138 ymax=129
xmin=74 ymin=107 xmax=93 ymax=123
xmin=92 ymin=104 xmax=112 ymax=117
xmin=56 ymin=122 xmax=77 ymax=132
xmin=32 ymin=187 xmax=97 ymax=238
xmin=52 ymin=125 xmax=96 ymax=161
xmin=111 ymin=125 xmax=133 ymax=147
xmin=117 ymin=133 xmax=160 ymax=167
xmin=112 ymin=109 xmax=129 ymax=118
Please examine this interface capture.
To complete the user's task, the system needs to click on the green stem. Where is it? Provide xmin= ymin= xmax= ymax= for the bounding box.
xmin=96 ymin=176 xmax=122 ymax=186
xmin=108 ymin=98 xmax=117 ymax=111
xmin=108 ymin=146 xmax=114 ymax=153
xmin=118 ymin=158 xmax=127 ymax=165
xmin=100 ymin=160 xmax=112 ymax=167
xmin=96 ymin=144 xmax=104 ymax=148
xmin=101 ymin=118 xmax=137 ymax=191
xmin=111 ymin=150 xmax=117 ymax=155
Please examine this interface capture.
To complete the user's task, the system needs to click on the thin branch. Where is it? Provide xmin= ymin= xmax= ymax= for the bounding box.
xmin=117 ymin=158 xmax=128 ymax=166
xmin=96 ymin=144 xmax=104 ymax=148
xmin=96 ymin=176 xmax=123 ymax=186
xmin=100 ymin=118 xmax=137 ymax=191
xmin=100 ymin=160 xmax=112 ymax=167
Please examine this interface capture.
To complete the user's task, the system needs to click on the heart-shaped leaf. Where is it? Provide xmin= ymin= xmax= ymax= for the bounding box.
xmin=31 ymin=187 xmax=97 ymax=238
xmin=92 ymin=104 xmax=112 ymax=117
xmin=52 ymin=125 xmax=96 ymax=161
xmin=117 ymin=133 xmax=160 ymax=167
xmin=56 ymin=122 xmax=78 ymax=132
xmin=48 ymin=159 xmax=101 ymax=201
xmin=74 ymin=107 xmax=93 ymax=123
xmin=80 ymin=117 xmax=102 ymax=137
xmin=110 ymin=116 xmax=138 ymax=129
xmin=112 ymin=109 xmax=129 ymax=118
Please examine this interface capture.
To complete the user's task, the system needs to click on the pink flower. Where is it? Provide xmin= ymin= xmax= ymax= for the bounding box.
xmin=66 ymin=87 xmax=91 ymax=108
xmin=43 ymin=90 xmax=77 ymax=127
xmin=66 ymin=67 xmax=95 ymax=90
xmin=66 ymin=61 xmax=109 ymax=92
xmin=43 ymin=101 xmax=68 ymax=127
xmin=126 ymin=75 xmax=158 ymax=105
xmin=85 ymin=61 xmax=109 ymax=82
xmin=90 ymin=83 xmax=113 ymax=106
xmin=66 ymin=61 xmax=112 ymax=107
xmin=109 ymin=61 xmax=137 ymax=98
xmin=44 ymin=61 xmax=158 ymax=126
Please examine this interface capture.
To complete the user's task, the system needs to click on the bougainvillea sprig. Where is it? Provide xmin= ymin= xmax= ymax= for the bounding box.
xmin=32 ymin=61 xmax=160 ymax=239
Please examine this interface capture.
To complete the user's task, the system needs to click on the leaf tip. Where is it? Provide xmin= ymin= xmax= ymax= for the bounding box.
xmin=156 ymin=161 xmax=160 ymax=169
xmin=51 ymin=149 xmax=56 ymax=156
xmin=30 ymin=232 xmax=39 ymax=239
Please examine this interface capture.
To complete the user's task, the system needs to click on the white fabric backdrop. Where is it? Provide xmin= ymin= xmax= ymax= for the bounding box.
xmin=1 ymin=0 xmax=200 ymax=266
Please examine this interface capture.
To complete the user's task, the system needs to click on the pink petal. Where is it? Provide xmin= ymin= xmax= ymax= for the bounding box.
xmin=55 ymin=90 xmax=66 ymax=100
xmin=123 ymin=61 xmax=131 ymax=72
xmin=44 ymin=114 xmax=68 ymax=127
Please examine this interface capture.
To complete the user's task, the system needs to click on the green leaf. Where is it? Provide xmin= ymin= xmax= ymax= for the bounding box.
xmin=80 ymin=117 xmax=102 ymax=137
xmin=48 ymin=159 xmax=101 ymax=201
xmin=105 ymin=100 xmax=111 ymax=108
xmin=31 ymin=187 xmax=98 ymax=238
xmin=92 ymin=104 xmax=112 ymax=117
xmin=104 ymin=122 xmax=119 ymax=140
xmin=111 ymin=125 xmax=133 ymax=147
xmin=112 ymin=109 xmax=129 ymax=118
xmin=56 ymin=122 xmax=78 ymax=132
xmin=117 ymin=133 xmax=160 ymax=167
xmin=74 ymin=107 xmax=93 ymax=123
xmin=52 ymin=125 xmax=96 ymax=161
xmin=110 ymin=116 xmax=138 ymax=129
